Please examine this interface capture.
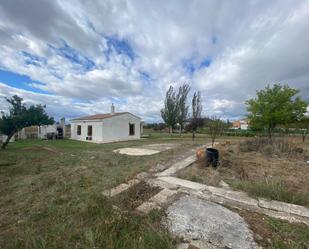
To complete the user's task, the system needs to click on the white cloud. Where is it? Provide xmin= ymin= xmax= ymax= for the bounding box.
xmin=0 ymin=0 xmax=308 ymax=122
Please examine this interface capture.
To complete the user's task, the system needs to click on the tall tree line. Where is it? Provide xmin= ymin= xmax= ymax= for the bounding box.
xmin=161 ymin=83 xmax=204 ymax=137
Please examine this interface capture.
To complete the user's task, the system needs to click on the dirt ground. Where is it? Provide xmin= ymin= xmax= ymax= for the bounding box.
xmin=178 ymin=137 xmax=309 ymax=206
xmin=112 ymin=181 xmax=162 ymax=210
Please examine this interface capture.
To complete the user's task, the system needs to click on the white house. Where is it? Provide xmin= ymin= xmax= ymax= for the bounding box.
xmin=70 ymin=105 xmax=141 ymax=143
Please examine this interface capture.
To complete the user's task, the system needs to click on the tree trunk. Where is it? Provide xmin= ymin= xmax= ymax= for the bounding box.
xmin=303 ymin=129 xmax=307 ymax=143
xmin=192 ymin=130 xmax=196 ymax=141
xmin=267 ymin=127 xmax=272 ymax=140
xmin=169 ymin=126 xmax=172 ymax=134
xmin=1 ymin=133 xmax=14 ymax=149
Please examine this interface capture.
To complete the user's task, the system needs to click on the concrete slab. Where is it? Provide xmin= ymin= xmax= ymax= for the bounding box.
xmin=136 ymin=188 xmax=178 ymax=214
xmin=102 ymin=183 xmax=129 ymax=197
xmin=149 ymin=188 xmax=178 ymax=204
xmin=143 ymin=143 xmax=179 ymax=151
xmin=190 ymin=240 xmax=222 ymax=249
xmin=114 ymin=148 xmax=160 ymax=156
xmin=136 ymin=201 xmax=160 ymax=213
xmin=157 ymin=176 xmax=208 ymax=190
xmin=258 ymin=199 xmax=309 ymax=218
xmin=177 ymin=243 xmax=190 ymax=249
xmin=114 ymin=143 xmax=179 ymax=156
xmin=156 ymin=155 xmax=197 ymax=177
xmin=166 ymin=195 xmax=259 ymax=249
xmin=157 ymin=176 xmax=309 ymax=226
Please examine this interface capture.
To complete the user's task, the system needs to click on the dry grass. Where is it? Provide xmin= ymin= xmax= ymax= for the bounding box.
xmin=178 ymin=137 xmax=309 ymax=206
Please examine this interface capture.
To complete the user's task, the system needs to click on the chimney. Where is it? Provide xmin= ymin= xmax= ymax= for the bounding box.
xmin=60 ymin=117 xmax=65 ymax=127
xmin=111 ymin=103 xmax=115 ymax=114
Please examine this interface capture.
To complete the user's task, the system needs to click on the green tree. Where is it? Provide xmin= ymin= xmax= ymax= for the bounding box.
xmin=176 ymin=83 xmax=190 ymax=135
xmin=0 ymin=95 xmax=54 ymax=149
xmin=161 ymin=86 xmax=178 ymax=133
xmin=246 ymin=84 xmax=308 ymax=139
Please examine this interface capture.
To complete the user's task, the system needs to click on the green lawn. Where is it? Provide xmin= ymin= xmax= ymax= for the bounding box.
xmin=0 ymin=134 xmax=208 ymax=249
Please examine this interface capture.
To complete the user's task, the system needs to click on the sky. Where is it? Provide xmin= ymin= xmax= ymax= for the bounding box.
xmin=0 ymin=0 xmax=308 ymax=122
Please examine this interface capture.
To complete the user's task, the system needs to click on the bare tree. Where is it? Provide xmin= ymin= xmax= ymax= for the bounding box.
xmin=207 ymin=116 xmax=225 ymax=147
xmin=176 ymin=83 xmax=190 ymax=135
xmin=191 ymin=91 xmax=203 ymax=141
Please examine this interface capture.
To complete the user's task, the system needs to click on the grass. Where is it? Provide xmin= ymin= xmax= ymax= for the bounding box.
xmin=234 ymin=208 xmax=309 ymax=248
xmin=177 ymin=137 xmax=309 ymax=206
xmin=230 ymin=180 xmax=309 ymax=206
xmin=267 ymin=217 xmax=309 ymax=248
xmin=0 ymin=134 xmax=208 ymax=248
xmin=7 ymin=194 xmax=175 ymax=249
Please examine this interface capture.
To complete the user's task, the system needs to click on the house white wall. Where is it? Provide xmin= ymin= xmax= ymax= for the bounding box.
xmin=70 ymin=113 xmax=141 ymax=143
xmin=71 ymin=120 xmax=103 ymax=143
xmin=101 ymin=113 xmax=140 ymax=143
xmin=39 ymin=124 xmax=57 ymax=139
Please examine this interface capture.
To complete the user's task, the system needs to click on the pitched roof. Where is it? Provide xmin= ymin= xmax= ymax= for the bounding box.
xmin=71 ymin=112 xmax=140 ymax=121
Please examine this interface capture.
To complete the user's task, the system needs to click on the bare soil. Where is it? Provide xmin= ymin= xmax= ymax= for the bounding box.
xmin=112 ymin=181 xmax=162 ymax=210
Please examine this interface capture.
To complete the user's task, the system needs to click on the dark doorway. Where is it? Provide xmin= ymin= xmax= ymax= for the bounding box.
xmin=87 ymin=125 xmax=92 ymax=136
xmin=129 ymin=123 xmax=135 ymax=136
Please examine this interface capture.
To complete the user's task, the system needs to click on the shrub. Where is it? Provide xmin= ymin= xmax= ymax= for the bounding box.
xmin=238 ymin=137 xmax=302 ymax=157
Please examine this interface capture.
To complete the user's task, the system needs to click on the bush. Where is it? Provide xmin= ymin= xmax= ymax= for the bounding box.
xmin=239 ymin=137 xmax=302 ymax=157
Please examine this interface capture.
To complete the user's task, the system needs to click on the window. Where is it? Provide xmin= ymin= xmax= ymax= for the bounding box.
xmin=87 ymin=125 xmax=92 ymax=136
xmin=129 ymin=123 xmax=135 ymax=136
xmin=77 ymin=125 xmax=81 ymax=135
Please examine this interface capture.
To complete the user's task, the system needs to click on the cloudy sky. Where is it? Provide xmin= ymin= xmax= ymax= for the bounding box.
xmin=0 ymin=0 xmax=308 ymax=122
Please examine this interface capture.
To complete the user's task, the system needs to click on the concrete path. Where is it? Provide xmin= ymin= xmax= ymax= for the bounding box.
xmin=153 ymin=176 xmax=309 ymax=226
xmin=156 ymin=155 xmax=197 ymax=177
xmin=103 ymin=143 xmax=309 ymax=249
xmin=167 ymin=195 xmax=259 ymax=249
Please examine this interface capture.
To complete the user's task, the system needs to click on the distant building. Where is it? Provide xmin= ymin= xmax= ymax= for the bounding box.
xmin=232 ymin=119 xmax=249 ymax=130
xmin=2 ymin=119 xmax=69 ymax=142
xmin=70 ymin=104 xmax=142 ymax=143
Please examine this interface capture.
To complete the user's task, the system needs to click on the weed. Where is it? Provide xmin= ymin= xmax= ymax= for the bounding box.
xmin=239 ymin=137 xmax=305 ymax=158
xmin=267 ymin=217 xmax=309 ymax=248
xmin=231 ymin=180 xmax=309 ymax=206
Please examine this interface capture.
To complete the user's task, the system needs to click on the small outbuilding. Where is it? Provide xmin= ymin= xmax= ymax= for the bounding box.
xmin=70 ymin=105 xmax=142 ymax=143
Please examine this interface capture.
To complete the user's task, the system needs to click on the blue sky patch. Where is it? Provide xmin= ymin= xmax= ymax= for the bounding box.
xmin=50 ymin=42 xmax=95 ymax=71
xmin=183 ymin=59 xmax=196 ymax=75
xmin=183 ymin=57 xmax=212 ymax=75
xmin=104 ymin=36 xmax=135 ymax=61
xmin=0 ymin=69 xmax=49 ymax=94
xmin=22 ymin=51 xmax=46 ymax=67
xmin=139 ymin=71 xmax=152 ymax=86
xmin=200 ymin=58 xmax=212 ymax=68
